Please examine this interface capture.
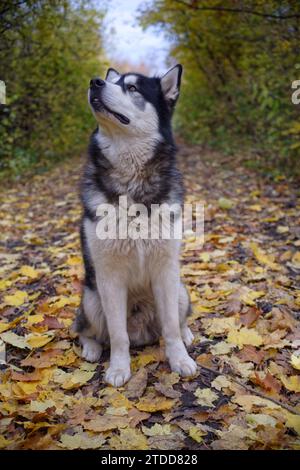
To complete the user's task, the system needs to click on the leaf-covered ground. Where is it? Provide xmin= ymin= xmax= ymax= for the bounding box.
xmin=0 ymin=145 xmax=299 ymax=450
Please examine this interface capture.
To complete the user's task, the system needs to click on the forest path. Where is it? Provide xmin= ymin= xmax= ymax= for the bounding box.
xmin=0 ymin=144 xmax=299 ymax=450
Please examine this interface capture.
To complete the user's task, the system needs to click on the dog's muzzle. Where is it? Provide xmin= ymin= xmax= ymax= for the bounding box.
xmin=89 ymin=78 xmax=130 ymax=125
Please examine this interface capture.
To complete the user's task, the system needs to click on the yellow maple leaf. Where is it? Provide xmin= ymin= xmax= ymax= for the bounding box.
xmin=280 ymin=375 xmax=300 ymax=393
xmin=136 ymin=394 xmax=175 ymax=412
xmin=61 ymin=369 xmax=96 ymax=390
xmin=201 ymin=317 xmax=237 ymax=336
xmin=66 ymin=255 xmax=82 ymax=266
xmin=131 ymin=351 xmax=160 ymax=371
xmin=12 ymin=381 xmax=42 ymax=397
xmin=56 ymin=349 xmax=78 ymax=367
xmin=142 ymin=424 xmax=172 ymax=436
xmin=26 ymin=314 xmax=44 ymax=326
xmin=0 ymin=280 xmax=12 ymax=291
xmin=190 ymin=290 xmax=200 ymax=302
xmin=4 ymin=290 xmax=28 ymax=306
xmin=291 ymin=252 xmax=300 ymax=269
xmin=240 ymin=288 xmax=265 ymax=306
xmin=109 ymin=428 xmax=148 ymax=450
xmin=0 ymin=322 xmax=11 ymax=334
xmin=232 ymin=395 xmax=281 ymax=412
xmin=189 ymin=425 xmax=205 ymax=443
xmin=48 ymin=294 xmax=81 ymax=311
xmin=250 ymin=242 xmax=280 ymax=270
xmin=83 ymin=415 xmax=129 ymax=432
xmin=0 ymin=331 xmax=27 ymax=349
xmin=249 ymin=204 xmax=262 ymax=212
xmin=0 ymin=435 xmax=12 ymax=449
xmin=227 ymin=327 xmax=263 ymax=347
xmin=19 ymin=265 xmax=39 ymax=279
xmin=30 ymin=399 xmax=56 ymax=412
xmin=210 ymin=341 xmax=234 ymax=355
xmin=246 ymin=413 xmax=277 ymax=428
xmin=290 ymin=354 xmax=300 ymax=371
xmin=286 ymin=413 xmax=300 ymax=435
xmin=59 ymin=432 xmax=105 ymax=450
xmin=106 ymin=406 xmax=128 ymax=416
xmin=194 ymin=387 xmax=218 ymax=407
xmin=211 ymin=375 xmax=232 ymax=391
xmin=26 ymin=333 xmax=55 ymax=349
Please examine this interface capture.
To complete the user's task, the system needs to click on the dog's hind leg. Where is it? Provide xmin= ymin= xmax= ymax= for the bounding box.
xmin=73 ymin=286 xmax=107 ymax=362
xmin=179 ymin=283 xmax=194 ymax=347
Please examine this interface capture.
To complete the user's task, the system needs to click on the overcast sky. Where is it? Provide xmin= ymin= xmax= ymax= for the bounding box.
xmin=103 ymin=0 xmax=172 ymax=74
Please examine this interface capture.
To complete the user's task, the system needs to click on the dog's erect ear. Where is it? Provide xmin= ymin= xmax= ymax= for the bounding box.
xmin=160 ymin=64 xmax=182 ymax=107
xmin=105 ymin=68 xmax=121 ymax=83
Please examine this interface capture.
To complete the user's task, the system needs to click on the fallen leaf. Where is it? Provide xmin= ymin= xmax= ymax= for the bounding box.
xmin=246 ymin=413 xmax=277 ymax=428
xmin=25 ymin=333 xmax=55 ymax=349
xmin=211 ymin=375 xmax=232 ymax=391
xmin=53 ymin=368 xmax=96 ymax=389
xmin=136 ymin=394 xmax=175 ymax=412
xmin=19 ymin=265 xmax=40 ymax=279
xmin=218 ymin=197 xmax=234 ymax=210
xmin=189 ymin=425 xmax=206 ymax=443
xmin=4 ymin=290 xmax=28 ymax=306
xmin=194 ymin=388 xmax=218 ymax=407
xmin=142 ymin=423 xmax=172 ymax=436
xmin=109 ymin=428 xmax=148 ymax=450
xmin=11 ymin=369 xmax=43 ymax=382
xmin=227 ymin=327 xmax=263 ymax=347
xmin=83 ymin=415 xmax=129 ymax=432
xmin=201 ymin=317 xmax=237 ymax=336
xmin=59 ymin=432 xmax=105 ymax=450
xmin=236 ymin=345 xmax=265 ymax=364
xmin=0 ymin=331 xmax=27 ymax=349
xmin=251 ymin=372 xmax=281 ymax=394
xmin=240 ymin=307 xmax=261 ymax=326
xmin=240 ymin=288 xmax=265 ymax=306
xmin=250 ymin=242 xmax=280 ymax=270
xmin=286 ymin=413 xmax=300 ymax=435
xmin=290 ymin=353 xmax=300 ymax=371
xmin=280 ymin=375 xmax=300 ymax=393
xmin=125 ymin=368 xmax=148 ymax=399
xmin=210 ymin=341 xmax=234 ymax=355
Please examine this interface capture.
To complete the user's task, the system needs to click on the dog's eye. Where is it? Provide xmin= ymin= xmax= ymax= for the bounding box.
xmin=127 ymin=85 xmax=137 ymax=92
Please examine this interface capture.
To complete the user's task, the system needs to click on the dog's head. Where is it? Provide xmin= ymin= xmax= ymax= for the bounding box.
xmin=88 ymin=65 xmax=182 ymax=138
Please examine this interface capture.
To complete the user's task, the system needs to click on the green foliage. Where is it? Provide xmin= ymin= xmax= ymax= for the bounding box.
xmin=140 ymin=0 xmax=300 ymax=175
xmin=0 ymin=0 xmax=107 ymax=177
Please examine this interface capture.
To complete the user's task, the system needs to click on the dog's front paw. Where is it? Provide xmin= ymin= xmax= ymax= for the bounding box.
xmin=105 ymin=366 xmax=131 ymax=387
xmin=170 ymin=354 xmax=197 ymax=377
xmin=81 ymin=338 xmax=102 ymax=362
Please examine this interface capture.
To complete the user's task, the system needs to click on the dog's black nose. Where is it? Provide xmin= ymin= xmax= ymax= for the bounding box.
xmin=90 ymin=78 xmax=105 ymax=88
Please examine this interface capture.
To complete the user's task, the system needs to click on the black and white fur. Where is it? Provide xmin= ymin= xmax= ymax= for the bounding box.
xmin=73 ymin=65 xmax=197 ymax=386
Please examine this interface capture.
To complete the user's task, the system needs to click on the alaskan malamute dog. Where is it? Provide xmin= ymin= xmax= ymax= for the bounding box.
xmin=73 ymin=65 xmax=197 ymax=386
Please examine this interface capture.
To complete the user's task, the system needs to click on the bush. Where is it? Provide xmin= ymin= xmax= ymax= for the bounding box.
xmin=0 ymin=0 xmax=107 ymax=178
xmin=140 ymin=0 xmax=300 ymax=176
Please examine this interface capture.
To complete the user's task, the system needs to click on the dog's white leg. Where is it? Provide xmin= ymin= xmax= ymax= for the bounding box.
xmin=181 ymin=326 xmax=194 ymax=347
xmin=76 ymin=286 xmax=104 ymax=362
xmin=97 ymin=276 xmax=131 ymax=387
xmin=179 ymin=283 xmax=194 ymax=346
xmin=152 ymin=261 xmax=197 ymax=377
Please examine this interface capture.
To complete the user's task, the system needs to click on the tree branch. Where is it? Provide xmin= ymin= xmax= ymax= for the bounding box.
xmin=174 ymin=1 xmax=300 ymax=20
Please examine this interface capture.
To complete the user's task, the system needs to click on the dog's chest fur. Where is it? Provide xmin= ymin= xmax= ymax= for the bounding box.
xmin=81 ymin=129 xmax=184 ymax=215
